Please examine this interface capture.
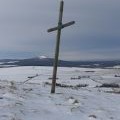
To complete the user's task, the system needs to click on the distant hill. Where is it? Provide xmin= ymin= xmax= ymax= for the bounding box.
xmin=0 ymin=56 xmax=120 ymax=68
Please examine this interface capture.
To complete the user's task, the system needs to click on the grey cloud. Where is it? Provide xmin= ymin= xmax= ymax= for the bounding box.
xmin=0 ymin=0 xmax=120 ymax=60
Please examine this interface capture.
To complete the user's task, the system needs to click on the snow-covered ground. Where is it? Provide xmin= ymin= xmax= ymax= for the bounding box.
xmin=0 ymin=66 xmax=120 ymax=120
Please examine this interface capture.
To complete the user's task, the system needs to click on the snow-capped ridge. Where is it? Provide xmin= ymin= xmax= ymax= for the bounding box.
xmin=37 ymin=55 xmax=47 ymax=59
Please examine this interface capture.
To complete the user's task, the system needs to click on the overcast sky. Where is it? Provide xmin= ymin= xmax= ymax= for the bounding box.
xmin=0 ymin=0 xmax=120 ymax=60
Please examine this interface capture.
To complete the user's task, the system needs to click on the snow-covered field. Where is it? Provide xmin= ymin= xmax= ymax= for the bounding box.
xmin=0 ymin=66 xmax=120 ymax=120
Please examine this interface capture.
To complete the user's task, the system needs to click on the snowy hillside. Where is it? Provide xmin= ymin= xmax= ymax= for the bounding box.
xmin=1 ymin=58 xmax=120 ymax=68
xmin=0 ymin=66 xmax=120 ymax=120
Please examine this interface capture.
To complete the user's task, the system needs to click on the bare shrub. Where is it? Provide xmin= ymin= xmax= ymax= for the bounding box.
xmin=99 ymin=83 xmax=119 ymax=88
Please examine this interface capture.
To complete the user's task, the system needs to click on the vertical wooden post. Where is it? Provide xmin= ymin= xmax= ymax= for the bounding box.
xmin=51 ymin=1 xmax=64 ymax=93
xmin=48 ymin=1 xmax=75 ymax=93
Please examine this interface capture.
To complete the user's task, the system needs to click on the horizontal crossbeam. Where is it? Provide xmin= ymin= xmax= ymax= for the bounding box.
xmin=47 ymin=21 xmax=75 ymax=32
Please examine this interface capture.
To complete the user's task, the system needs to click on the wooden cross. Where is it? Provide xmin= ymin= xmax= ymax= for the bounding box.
xmin=47 ymin=0 xmax=75 ymax=93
